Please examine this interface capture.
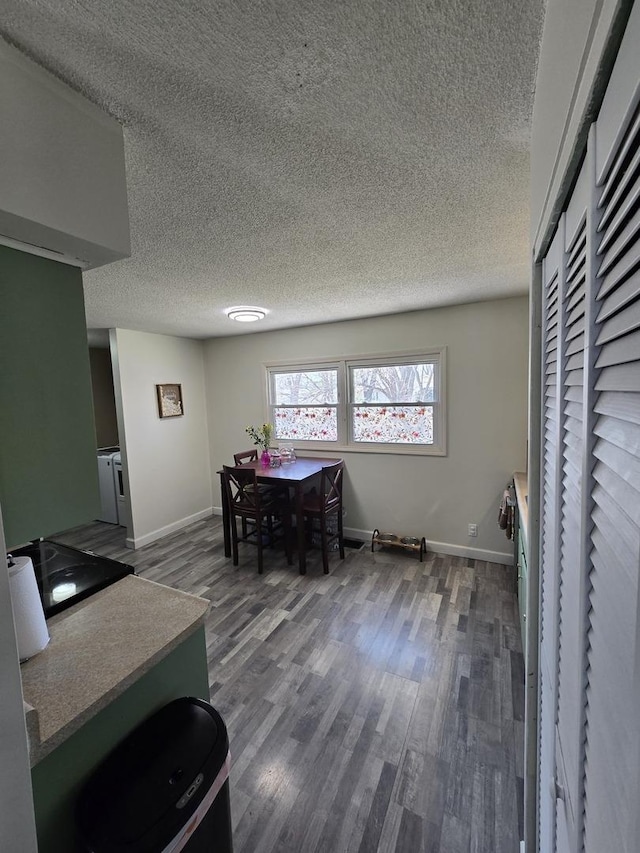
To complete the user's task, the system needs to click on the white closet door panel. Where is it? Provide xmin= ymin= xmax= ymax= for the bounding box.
xmin=592 ymin=459 xmax=640 ymax=527
xmin=596 ymin=244 xmax=640 ymax=296
xmin=584 ymin=522 xmax=638 ymax=853
xmin=538 ymin=7 xmax=640 ymax=850
xmin=596 ymin=361 xmax=640 ymax=391
xmin=591 ymin=531 xmax=637 ymax=630
xmin=564 ymin=385 xmax=582 ymax=404
xmin=539 ymin=664 xmax=556 ymax=853
xmin=565 ymin=367 xmax=584 ymax=386
xmin=591 ymin=478 xmax=639 ymax=566
xmin=595 ymin=298 xmax=640 ymax=342
xmin=564 ymin=419 xmax=582 ymax=445
xmin=557 ymin=198 xmax=588 ymax=847
xmin=592 ymin=501 xmax=637 ymax=587
xmin=566 ymin=157 xmax=589 ymax=239
xmin=567 ymin=230 xmax=586 ymax=264
xmin=598 ymin=299 xmax=640 ymax=342
xmin=565 ymin=314 xmax=585 ymax=341
xmin=594 ymin=411 xmax=640 ymax=454
xmin=562 ymin=462 xmax=581 ymax=496
xmin=566 ymin=297 xmax=586 ymax=326
xmin=560 ymin=491 xmax=580 ymax=530
xmin=566 ymin=262 xmax=586 ymax=293
xmin=596 ymin=201 xmax=640 ymax=265
xmin=584 ymin=11 xmax=640 ymax=846
xmin=540 ymin=227 xmax=564 ymax=853
xmin=541 ymin=244 xmax=562 ymax=644
xmin=565 ymin=337 xmax=583 ymax=358
xmin=595 ymin=327 xmax=640 ymax=366
xmin=595 ymin=0 xmax=640 ymax=183
xmin=596 ymin=266 xmax=640 ymax=312
xmin=598 ymin=142 xmax=640 ymax=232
xmin=596 ymin=169 xmax=640 ymax=249
xmin=594 ymin=438 xmax=640 ymax=493
xmin=564 ymin=400 xmax=582 ymax=423
xmin=567 ymin=284 xmax=586 ymax=312
xmin=594 ymin=389 xmax=640 ymax=424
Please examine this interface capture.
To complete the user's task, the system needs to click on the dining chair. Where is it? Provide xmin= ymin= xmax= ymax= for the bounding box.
xmin=222 ymin=465 xmax=292 ymax=574
xmin=233 ymin=449 xmax=260 ymax=538
xmin=301 ymin=460 xmax=345 ymax=574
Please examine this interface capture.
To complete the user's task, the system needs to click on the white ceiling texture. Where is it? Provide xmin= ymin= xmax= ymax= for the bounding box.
xmin=1 ymin=0 xmax=545 ymax=339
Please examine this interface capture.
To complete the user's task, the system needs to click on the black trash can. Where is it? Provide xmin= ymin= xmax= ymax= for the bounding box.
xmin=76 ymin=697 xmax=233 ymax=853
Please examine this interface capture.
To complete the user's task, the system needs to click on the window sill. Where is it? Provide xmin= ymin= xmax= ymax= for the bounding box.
xmin=281 ymin=443 xmax=447 ymax=458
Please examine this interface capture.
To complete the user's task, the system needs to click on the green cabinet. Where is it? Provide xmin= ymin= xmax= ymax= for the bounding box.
xmin=0 ymin=245 xmax=99 ymax=547
xmin=31 ymin=626 xmax=210 ymax=853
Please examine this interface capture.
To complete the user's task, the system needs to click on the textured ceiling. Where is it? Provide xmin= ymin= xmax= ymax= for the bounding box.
xmin=1 ymin=0 xmax=544 ymax=339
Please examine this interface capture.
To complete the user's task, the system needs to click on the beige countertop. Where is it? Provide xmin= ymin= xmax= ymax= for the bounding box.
xmin=21 ymin=575 xmax=209 ymax=766
xmin=513 ymin=471 xmax=529 ymax=548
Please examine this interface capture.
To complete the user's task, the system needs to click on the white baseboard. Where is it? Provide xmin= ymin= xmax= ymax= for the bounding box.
xmin=426 ymin=538 xmax=514 ymax=565
xmin=126 ymin=507 xmax=214 ymax=549
xmin=207 ymin=516 xmax=514 ymax=566
xmin=345 ymin=526 xmax=514 ymax=566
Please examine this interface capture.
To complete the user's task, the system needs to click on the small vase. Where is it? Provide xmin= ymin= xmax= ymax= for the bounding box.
xmin=260 ymin=449 xmax=271 ymax=467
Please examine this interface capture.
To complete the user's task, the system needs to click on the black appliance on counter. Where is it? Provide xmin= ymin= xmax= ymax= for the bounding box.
xmin=8 ymin=539 xmax=135 ymax=618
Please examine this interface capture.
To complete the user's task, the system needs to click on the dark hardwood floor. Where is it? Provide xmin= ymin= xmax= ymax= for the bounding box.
xmin=53 ymin=517 xmax=524 ymax=853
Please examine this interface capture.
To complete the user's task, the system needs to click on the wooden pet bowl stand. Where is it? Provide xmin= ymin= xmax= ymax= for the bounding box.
xmin=371 ymin=529 xmax=427 ymax=561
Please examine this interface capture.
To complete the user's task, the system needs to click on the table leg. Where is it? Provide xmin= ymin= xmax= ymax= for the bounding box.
xmin=220 ymin=473 xmax=231 ymax=558
xmin=295 ymin=483 xmax=306 ymax=574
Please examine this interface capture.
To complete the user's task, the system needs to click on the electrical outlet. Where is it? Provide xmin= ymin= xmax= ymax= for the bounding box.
xmin=468 ymin=523 xmax=478 ymax=537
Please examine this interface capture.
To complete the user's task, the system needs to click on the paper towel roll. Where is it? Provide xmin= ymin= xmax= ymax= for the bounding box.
xmin=8 ymin=556 xmax=50 ymax=662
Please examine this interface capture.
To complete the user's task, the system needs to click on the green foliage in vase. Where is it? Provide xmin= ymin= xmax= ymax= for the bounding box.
xmin=246 ymin=422 xmax=273 ymax=451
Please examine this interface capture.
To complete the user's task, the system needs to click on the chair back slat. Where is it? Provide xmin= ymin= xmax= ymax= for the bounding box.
xmin=321 ymin=461 xmax=344 ymax=511
xmin=234 ymin=449 xmax=258 ymax=465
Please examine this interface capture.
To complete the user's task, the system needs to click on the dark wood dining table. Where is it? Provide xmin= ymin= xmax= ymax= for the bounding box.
xmin=219 ymin=456 xmax=343 ymax=574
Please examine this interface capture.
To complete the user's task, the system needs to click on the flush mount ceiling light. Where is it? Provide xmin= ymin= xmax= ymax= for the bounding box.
xmin=225 ymin=306 xmax=267 ymax=323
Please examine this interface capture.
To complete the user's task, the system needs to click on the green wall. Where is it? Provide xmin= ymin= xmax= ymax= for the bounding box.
xmin=0 ymin=245 xmax=99 ymax=547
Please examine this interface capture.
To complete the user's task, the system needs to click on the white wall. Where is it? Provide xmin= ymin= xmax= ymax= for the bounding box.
xmin=204 ymin=297 xmax=528 ymax=563
xmin=112 ymin=329 xmax=212 ymax=548
xmin=530 ymin=0 xmax=631 ymax=258
xmin=0 ymin=39 xmax=130 ymax=268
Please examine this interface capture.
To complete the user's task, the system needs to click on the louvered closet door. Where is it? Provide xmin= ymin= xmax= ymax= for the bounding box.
xmin=539 ymin=225 xmax=563 ymax=853
xmin=536 ymin=6 xmax=640 ymax=851
xmin=582 ymin=15 xmax=640 ymax=850
xmin=555 ymin=160 xmax=590 ymax=853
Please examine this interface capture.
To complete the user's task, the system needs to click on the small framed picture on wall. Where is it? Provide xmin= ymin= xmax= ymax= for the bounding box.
xmin=156 ymin=383 xmax=183 ymax=418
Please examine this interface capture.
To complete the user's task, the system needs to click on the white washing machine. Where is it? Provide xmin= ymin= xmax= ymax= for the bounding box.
xmin=97 ymin=447 xmax=120 ymax=524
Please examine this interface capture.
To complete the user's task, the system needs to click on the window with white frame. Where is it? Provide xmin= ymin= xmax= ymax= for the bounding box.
xmin=266 ymin=349 xmax=446 ymax=455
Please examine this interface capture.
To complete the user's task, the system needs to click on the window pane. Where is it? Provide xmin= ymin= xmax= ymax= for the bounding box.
xmin=351 ymin=363 xmax=435 ymax=404
xmin=273 ymin=370 xmax=338 ymax=405
xmin=352 ymin=405 xmax=433 ymax=444
xmin=274 ymin=407 xmax=337 ymax=441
